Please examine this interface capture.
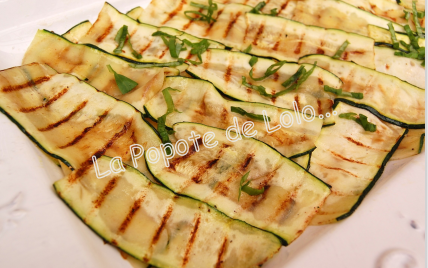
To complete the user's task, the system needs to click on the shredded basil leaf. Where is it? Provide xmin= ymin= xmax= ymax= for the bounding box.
xmin=184 ymin=0 xmax=218 ymax=24
xmin=243 ymin=44 xmax=252 ymax=53
xmin=182 ymin=39 xmax=210 ymax=62
xmin=238 ymin=171 xmax=265 ymax=201
xmin=332 ymin=40 xmax=350 ymax=59
xmin=324 ymin=85 xmax=363 ymax=99
xmin=114 ymin=25 xmax=128 ymax=54
xmin=387 ymin=22 xmax=400 ymax=49
xmin=339 ymin=113 xmax=377 ymax=132
xmin=412 ymin=1 xmax=424 ymax=38
xmin=418 ymin=133 xmax=425 ymax=154
xmin=107 ymin=65 xmax=138 ymax=94
xmin=158 ymin=87 xmax=182 ymax=153
xmin=249 ymin=56 xmax=258 ymax=67
xmin=129 ymin=60 xmax=185 ymax=69
xmin=231 ymin=106 xmax=270 ymax=121
xmin=242 ymin=76 xmax=272 ymax=98
xmin=249 ymin=61 xmax=287 ymax=81
xmin=273 ymin=62 xmax=317 ymax=98
xmin=404 ymin=10 xmax=411 ymax=20
xmin=249 ymin=2 xmax=266 ymax=14
xmin=270 ymin=8 xmax=278 ymax=16
xmin=404 ymin=25 xmax=420 ymax=49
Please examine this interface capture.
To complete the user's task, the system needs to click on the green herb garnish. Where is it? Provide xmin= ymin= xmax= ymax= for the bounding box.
xmin=129 ymin=60 xmax=185 ymax=69
xmin=270 ymin=8 xmax=278 ymax=16
xmin=158 ymin=87 xmax=182 ymax=153
xmin=182 ymin=39 xmax=210 ymax=63
xmin=249 ymin=2 xmax=266 ymax=14
xmin=242 ymin=76 xmax=272 ymax=98
xmin=332 ymin=40 xmax=350 ymax=59
xmin=418 ymin=133 xmax=425 ymax=153
xmin=339 ymin=113 xmax=377 ymax=132
xmin=273 ymin=62 xmax=317 ymax=97
xmin=113 ymin=25 xmax=142 ymax=59
xmin=231 ymin=106 xmax=270 ymax=121
xmin=238 ymin=171 xmax=265 ymax=201
xmin=324 ymin=85 xmax=363 ymax=99
xmin=249 ymin=61 xmax=287 ymax=81
xmin=243 ymin=44 xmax=252 ymax=53
xmin=404 ymin=10 xmax=411 ymax=20
xmin=107 ymin=65 xmax=138 ymax=94
xmin=249 ymin=56 xmax=258 ymax=67
xmin=387 ymin=22 xmax=400 ymax=49
xmin=412 ymin=1 xmax=424 ymax=38
xmin=152 ymin=31 xmax=186 ymax=58
xmin=184 ymin=0 xmax=218 ymax=24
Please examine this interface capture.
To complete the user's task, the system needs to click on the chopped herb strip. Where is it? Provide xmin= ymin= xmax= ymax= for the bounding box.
xmin=403 ymin=10 xmax=411 ymax=20
xmin=231 ymin=106 xmax=270 ymax=121
xmin=324 ymin=85 xmax=363 ymax=99
xmin=184 ymin=0 xmax=218 ymax=24
xmin=114 ymin=25 xmax=128 ymax=54
xmin=273 ymin=62 xmax=317 ymax=97
xmin=387 ymin=23 xmax=400 ymax=49
xmin=107 ymin=65 xmax=138 ymax=94
xmin=249 ymin=1 xmax=266 ymax=14
xmin=403 ymin=25 xmax=420 ymax=49
xmin=238 ymin=171 xmax=265 ymax=201
xmin=243 ymin=44 xmax=252 ymax=53
xmin=158 ymin=87 xmax=182 ymax=153
xmin=339 ymin=113 xmax=377 ymax=132
xmin=332 ymin=40 xmax=350 ymax=59
xmin=418 ymin=133 xmax=425 ymax=154
xmin=182 ymin=39 xmax=210 ymax=62
xmin=129 ymin=60 xmax=185 ymax=68
xmin=416 ymin=10 xmax=425 ymax=18
xmin=249 ymin=61 xmax=287 ymax=81
xmin=412 ymin=1 xmax=424 ymax=38
xmin=153 ymin=31 xmax=184 ymax=58
xmin=270 ymin=8 xmax=278 ymax=16
xmin=249 ymin=56 xmax=258 ymax=67
xmin=242 ymin=76 xmax=272 ymax=97
xmin=128 ymin=35 xmax=142 ymax=59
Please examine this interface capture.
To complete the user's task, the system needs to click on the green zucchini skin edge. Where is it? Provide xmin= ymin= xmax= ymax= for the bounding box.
xmin=418 ymin=133 xmax=425 ymax=154
xmin=0 ymin=106 xmax=74 ymax=170
xmin=335 ymin=98 xmax=424 ymax=129
xmin=62 ymin=20 xmax=90 ymax=36
xmin=336 ymin=128 xmax=409 ymax=221
xmin=289 ymin=147 xmax=316 ymax=159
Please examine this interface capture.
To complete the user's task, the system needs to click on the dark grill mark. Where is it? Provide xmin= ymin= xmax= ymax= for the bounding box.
xmin=318 ymin=78 xmax=323 ymax=85
xmin=162 ymin=0 xmax=186 ymax=25
xmin=38 ymin=101 xmax=88 ymax=131
xmin=252 ymin=24 xmax=265 ymax=46
xmin=224 ymin=64 xmax=233 ymax=83
xmin=215 ymin=237 xmax=228 ymax=268
xmin=205 ymin=9 xmax=223 ymax=36
xmin=278 ymin=1 xmax=290 ymax=14
xmin=2 ymin=76 xmax=52 ymax=93
xmin=294 ymin=96 xmax=300 ymax=111
xmin=20 ymin=87 xmax=69 ymax=113
xmin=151 ymin=205 xmax=174 ymax=245
xmin=240 ymin=153 xmax=254 ymax=171
xmin=317 ymin=100 xmax=322 ymax=116
xmin=343 ymin=51 xmax=349 ymax=60
xmin=93 ymin=177 xmax=118 ymax=208
xmin=273 ymin=72 xmax=280 ymax=82
xmin=294 ymin=34 xmax=305 ymax=54
xmin=344 ymin=136 xmax=389 ymax=152
xmin=169 ymin=138 xmax=202 ymax=170
xmin=159 ymin=48 xmax=168 ymax=59
xmin=182 ymin=215 xmax=201 ymax=267
xmin=316 ymin=48 xmax=325 ymax=54
xmin=139 ymin=40 xmax=153 ymax=54
xmin=223 ymin=12 xmax=242 ymax=38
xmin=183 ymin=8 xmax=202 ymax=30
xmin=96 ymin=23 xmax=113 ymax=43
xmin=329 ymin=150 xmax=370 ymax=165
xmin=191 ymin=158 xmax=219 ymax=183
xmin=318 ymin=163 xmax=359 ymax=177
xmin=273 ymin=40 xmax=280 ymax=51
xmin=118 ymin=194 xmax=146 ymax=234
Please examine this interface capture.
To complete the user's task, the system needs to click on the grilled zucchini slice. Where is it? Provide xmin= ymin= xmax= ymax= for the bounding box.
xmin=391 ymin=129 xmax=425 ymax=160
xmin=62 ymin=20 xmax=92 ymax=43
xmin=0 ymin=63 xmax=161 ymax=181
xmin=186 ymin=48 xmax=342 ymax=116
xmin=76 ymin=3 xmax=224 ymax=67
xmin=126 ymin=6 xmax=144 ymax=20
xmin=138 ymin=0 xmax=376 ymax=68
xmin=299 ymin=54 xmax=425 ymax=128
xmin=23 ymin=30 xmax=180 ymax=113
xmin=146 ymin=122 xmax=331 ymax=244
xmin=368 ymin=24 xmax=426 ymax=49
xmin=374 ymin=46 xmax=425 ymax=89
xmin=291 ymin=153 xmax=311 ymax=170
xmin=145 ymin=76 xmax=323 ymax=158
xmin=309 ymin=102 xmax=407 ymax=224
xmin=54 ymin=156 xmax=281 ymax=268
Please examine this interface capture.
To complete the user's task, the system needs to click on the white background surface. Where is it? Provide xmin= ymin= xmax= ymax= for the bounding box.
xmin=0 ymin=1 xmax=425 ymax=267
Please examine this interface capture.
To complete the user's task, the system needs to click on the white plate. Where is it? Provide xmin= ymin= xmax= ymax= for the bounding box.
xmin=0 ymin=1 xmax=425 ymax=267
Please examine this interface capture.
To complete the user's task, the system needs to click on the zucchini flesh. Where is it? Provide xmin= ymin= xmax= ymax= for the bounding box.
xmin=62 ymin=20 xmax=93 ymax=43
xmin=291 ymin=153 xmax=311 ymax=170
xmin=374 ymin=46 xmax=425 ymax=89
xmin=368 ymin=24 xmax=426 ymax=49
xmin=126 ymin=6 xmax=144 ymax=20
xmin=54 ymin=156 xmax=281 ymax=268
xmin=0 ymin=63 xmax=161 ymax=181
xmin=391 ymin=129 xmax=425 ymax=160
xmin=23 ymin=30 xmax=180 ymax=113
xmin=299 ymin=54 xmax=425 ymax=128
xmin=215 ymin=0 xmax=404 ymax=35
xmin=144 ymin=76 xmax=323 ymax=158
xmin=138 ymin=0 xmax=376 ymax=68
xmin=146 ymin=122 xmax=331 ymax=244
xmin=186 ymin=48 xmax=341 ymax=116
xmin=397 ymin=0 xmax=425 ymax=12
xmin=309 ymin=102 xmax=407 ymax=224
xmin=75 ymin=3 xmax=224 ymax=68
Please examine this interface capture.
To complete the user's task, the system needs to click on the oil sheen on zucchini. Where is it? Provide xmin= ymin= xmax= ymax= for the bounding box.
xmin=23 ymin=30 xmax=180 ymax=113
xmin=299 ymin=54 xmax=425 ymax=129
xmin=213 ymin=0 xmax=404 ymax=35
xmin=146 ymin=122 xmax=331 ymax=244
xmin=75 ymin=3 xmax=224 ymax=67
xmin=309 ymin=102 xmax=407 ymax=225
xmin=138 ymin=0 xmax=376 ymax=68
xmin=54 ymin=156 xmax=281 ymax=268
xmin=145 ymin=76 xmax=323 ymax=158
xmin=186 ymin=48 xmax=342 ymax=116
xmin=0 ymin=63 xmax=161 ymax=181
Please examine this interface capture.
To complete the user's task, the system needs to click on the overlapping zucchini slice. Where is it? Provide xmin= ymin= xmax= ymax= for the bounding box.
xmin=23 ymin=30 xmax=181 ymax=113
xmin=368 ymin=24 xmax=425 ymax=49
xmin=391 ymin=129 xmax=425 ymax=160
xmin=0 ymin=63 xmax=161 ymax=181
xmin=299 ymin=54 xmax=425 ymax=128
xmin=62 ymin=20 xmax=93 ymax=43
xmin=309 ymin=102 xmax=407 ymax=224
xmin=138 ymin=0 xmax=376 ymax=68
xmin=145 ymin=76 xmax=323 ymax=158
xmin=186 ymin=49 xmax=342 ymax=116
xmin=55 ymin=156 xmax=281 ymax=268
xmin=75 ymin=3 xmax=224 ymax=66
xmin=146 ymin=122 xmax=331 ymax=244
